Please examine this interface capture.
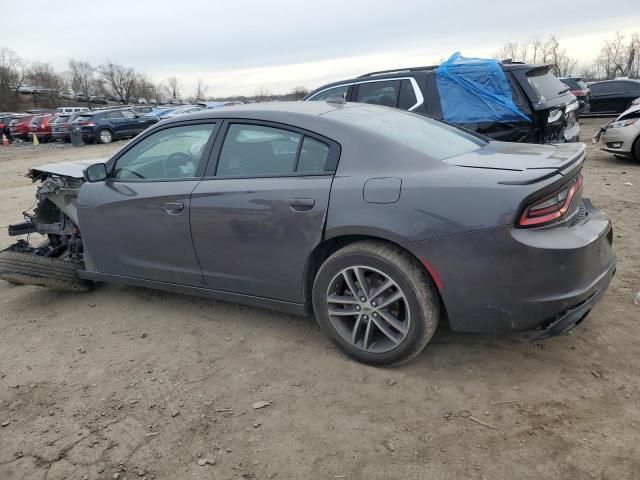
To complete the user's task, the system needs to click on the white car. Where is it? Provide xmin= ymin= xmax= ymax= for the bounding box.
xmin=593 ymin=104 xmax=640 ymax=161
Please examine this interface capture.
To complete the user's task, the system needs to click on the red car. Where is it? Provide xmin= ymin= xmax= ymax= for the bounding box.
xmin=28 ymin=114 xmax=58 ymax=143
xmin=9 ymin=115 xmax=38 ymax=140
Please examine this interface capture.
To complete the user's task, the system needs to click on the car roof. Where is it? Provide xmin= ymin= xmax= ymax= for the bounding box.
xmin=590 ymin=79 xmax=640 ymax=84
xmin=162 ymin=101 xmax=342 ymax=123
xmin=157 ymin=101 xmax=437 ymax=146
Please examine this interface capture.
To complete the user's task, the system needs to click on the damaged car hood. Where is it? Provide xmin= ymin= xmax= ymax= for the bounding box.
xmin=614 ymin=104 xmax=640 ymax=121
xmin=29 ymin=158 xmax=106 ymax=180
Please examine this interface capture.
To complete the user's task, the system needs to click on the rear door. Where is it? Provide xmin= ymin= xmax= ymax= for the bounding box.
xmin=120 ymin=109 xmax=145 ymax=135
xmin=103 ymin=110 xmax=127 ymax=137
xmin=190 ymin=121 xmax=339 ymax=302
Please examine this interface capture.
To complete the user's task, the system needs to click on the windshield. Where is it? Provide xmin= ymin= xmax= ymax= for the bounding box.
xmin=528 ymin=71 xmax=571 ymax=101
xmin=332 ymin=106 xmax=486 ymax=160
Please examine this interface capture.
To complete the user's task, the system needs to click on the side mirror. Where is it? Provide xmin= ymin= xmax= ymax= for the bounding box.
xmin=84 ymin=163 xmax=108 ymax=182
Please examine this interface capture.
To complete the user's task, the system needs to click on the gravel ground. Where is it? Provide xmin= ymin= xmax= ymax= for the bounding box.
xmin=0 ymin=119 xmax=639 ymax=480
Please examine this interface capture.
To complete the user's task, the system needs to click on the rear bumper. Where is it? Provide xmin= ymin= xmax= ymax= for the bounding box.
xmin=406 ymin=199 xmax=615 ymax=335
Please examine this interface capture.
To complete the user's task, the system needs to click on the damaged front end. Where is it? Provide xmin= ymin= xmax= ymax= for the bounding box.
xmin=1 ymin=164 xmax=93 ymax=291
xmin=9 ymin=172 xmax=85 ymax=260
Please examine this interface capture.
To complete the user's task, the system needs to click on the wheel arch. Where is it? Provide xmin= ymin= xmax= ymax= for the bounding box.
xmin=303 ymin=233 xmax=448 ymax=322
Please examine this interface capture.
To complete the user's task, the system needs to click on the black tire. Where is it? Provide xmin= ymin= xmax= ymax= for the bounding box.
xmin=312 ymin=241 xmax=439 ymax=366
xmin=0 ymin=250 xmax=92 ymax=292
xmin=97 ymin=128 xmax=113 ymax=144
xmin=633 ymin=136 xmax=640 ymax=162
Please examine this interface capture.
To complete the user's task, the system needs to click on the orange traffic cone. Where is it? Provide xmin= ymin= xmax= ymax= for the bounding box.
xmin=32 ymin=133 xmax=40 ymax=146
xmin=1 ymin=133 xmax=9 ymax=146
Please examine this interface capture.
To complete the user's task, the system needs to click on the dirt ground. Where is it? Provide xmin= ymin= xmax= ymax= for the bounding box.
xmin=0 ymin=119 xmax=639 ymax=480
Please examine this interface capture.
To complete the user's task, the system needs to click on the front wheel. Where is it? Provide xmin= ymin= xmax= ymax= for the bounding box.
xmin=312 ymin=241 xmax=439 ymax=366
xmin=633 ymin=136 xmax=640 ymax=162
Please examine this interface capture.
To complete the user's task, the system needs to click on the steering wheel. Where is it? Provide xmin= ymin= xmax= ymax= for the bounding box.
xmin=119 ymin=167 xmax=145 ymax=179
xmin=163 ymin=152 xmax=194 ymax=178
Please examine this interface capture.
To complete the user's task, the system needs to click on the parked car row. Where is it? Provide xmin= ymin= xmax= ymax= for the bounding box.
xmin=1 ymin=107 xmax=160 ymax=144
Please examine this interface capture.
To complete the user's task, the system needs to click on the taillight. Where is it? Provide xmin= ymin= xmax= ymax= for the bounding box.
xmin=79 ymin=121 xmax=96 ymax=127
xmin=518 ymin=173 xmax=583 ymax=227
xmin=572 ymin=89 xmax=588 ymax=96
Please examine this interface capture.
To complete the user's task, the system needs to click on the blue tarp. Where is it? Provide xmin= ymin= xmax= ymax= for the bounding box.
xmin=436 ymin=52 xmax=531 ymax=124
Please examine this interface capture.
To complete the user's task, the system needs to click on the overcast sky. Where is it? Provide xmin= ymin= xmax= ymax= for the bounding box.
xmin=3 ymin=0 xmax=640 ymax=97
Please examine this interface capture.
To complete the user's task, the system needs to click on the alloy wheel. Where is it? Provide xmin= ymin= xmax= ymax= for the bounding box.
xmin=326 ymin=266 xmax=410 ymax=353
xmin=100 ymin=130 xmax=112 ymax=143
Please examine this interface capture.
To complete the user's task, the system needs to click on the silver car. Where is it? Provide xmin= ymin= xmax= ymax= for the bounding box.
xmin=594 ymin=104 xmax=640 ymax=160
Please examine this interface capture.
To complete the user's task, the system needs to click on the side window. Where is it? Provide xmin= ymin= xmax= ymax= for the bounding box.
xmin=356 ymin=80 xmax=401 ymax=107
xmin=607 ymin=82 xmax=625 ymax=94
xmin=113 ymin=124 xmax=216 ymax=180
xmin=122 ymin=110 xmax=136 ymax=119
xmin=398 ymin=80 xmax=418 ymax=110
xmin=216 ymin=124 xmax=301 ymax=177
xmin=308 ymin=85 xmax=349 ymax=101
xmin=105 ymin=111 xmax=123 ymax=119
xmin=297 ymin=137 xmax=330 ymax=173
xmin=625 ymin=82 xmax=640 ymax=92
xmin=588 ymin=83 xmax=602 ymax=95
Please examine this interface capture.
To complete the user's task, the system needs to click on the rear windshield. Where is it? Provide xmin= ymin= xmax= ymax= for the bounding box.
xmin=528 ymin=71 xmax=571 ymax=101
xmin=52 ymin=116 xmax=69 ymax=123
xmin=332 ymin=106 xmax=486 ymax=160
xmin=76 ymin=114 xmax=93 ymax=122
xmin=31 ymin=117 xmax=43 ymax=125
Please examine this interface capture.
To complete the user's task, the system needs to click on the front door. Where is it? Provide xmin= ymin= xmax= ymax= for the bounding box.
xmin=77 ymin=122 xmax=218 ymax=285
xmin=190 ymin=122 xmax=339 ymax=303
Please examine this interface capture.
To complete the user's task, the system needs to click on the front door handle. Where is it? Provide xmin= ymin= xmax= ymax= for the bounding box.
xmin=287 ymin=198 xmax=315 ymax=212
xmin=163 ymin=201 xmax=184 ymax=215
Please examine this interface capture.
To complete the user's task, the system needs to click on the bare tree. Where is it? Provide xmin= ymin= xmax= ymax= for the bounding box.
xmin=494 ymin=35 xmax=577 ymax=77
xmin=69 ymin=60 xmax=98 ymax=107
xmin=27 ymin=62 xmax=64 ymax=107
xmin=254 ymin=87 xmax=272 ymax=102
xmin=192 ymin=78 xmax=208 ymax=102
xmin=597 ymin=32 xmax=640 ymax=79
xmin=98 ymin=60 xmax=137 ymax=104
xmin=291 ymin=86 xmax=309 ymax=100
xmin=0 ymin=46 xmax=27 ymax=111
xmin=165 ymin=76 xmax=181 ymax=101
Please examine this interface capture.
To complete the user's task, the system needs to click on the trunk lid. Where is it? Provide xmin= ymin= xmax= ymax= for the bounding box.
xmin=445 ymin=140 xmax=585 ymax=182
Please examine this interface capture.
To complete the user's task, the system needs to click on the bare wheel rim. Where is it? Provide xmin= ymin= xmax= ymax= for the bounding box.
xmin=100 ymin=130 xmax=112 ymax=143
xmin=326 ymin=266 xmax=411 ymax=354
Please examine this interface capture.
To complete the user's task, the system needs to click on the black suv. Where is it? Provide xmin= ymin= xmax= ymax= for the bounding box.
xmin=72 ymin=108 xmax=159 ymax=144
xmin=588 ymin=79 xmax=640 ymax=115
xmin=304 ymin=62 xmax=580 ymax=144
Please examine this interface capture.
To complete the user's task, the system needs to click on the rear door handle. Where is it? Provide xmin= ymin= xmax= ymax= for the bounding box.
xmin=287 ymin=198 xmax=315 ymax=212
xmin=163 ymin=201 xmax=184 ymax=215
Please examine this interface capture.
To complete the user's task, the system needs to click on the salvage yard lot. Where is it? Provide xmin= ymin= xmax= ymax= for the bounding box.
xmin=0 ymin=117 xmax=639 ymax=480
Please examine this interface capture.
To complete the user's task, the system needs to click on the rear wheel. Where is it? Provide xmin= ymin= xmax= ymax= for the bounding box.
xmin=633 ymin=136 xmax=640 ymax=162
xmin=312 ymin=241 xmax=439 ymax=366
xmin=97 ymin=128 xmax=113 ymax=144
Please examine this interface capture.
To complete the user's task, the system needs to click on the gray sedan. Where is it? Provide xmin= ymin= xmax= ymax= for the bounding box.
xmin=1 ymin=102 xmax=616 ymax=365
